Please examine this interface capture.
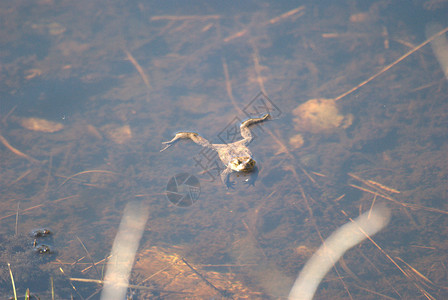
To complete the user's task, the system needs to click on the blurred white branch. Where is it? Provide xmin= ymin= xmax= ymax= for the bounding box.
xmin=288 ymin=205 xmax=391 ymax=300
xmin=101 ymin=201 xmax=149 ymax=300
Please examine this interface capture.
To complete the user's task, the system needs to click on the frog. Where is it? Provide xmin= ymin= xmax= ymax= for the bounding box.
xmin=29 ymin=228 xmax=52 ymax=239
xmin=33 ymin=244 xmax=53 ymax=255
xmin=30 ymin=227 xmax=55 ymax=256
xmin=161 ymin=113 xmax=271 ymax=188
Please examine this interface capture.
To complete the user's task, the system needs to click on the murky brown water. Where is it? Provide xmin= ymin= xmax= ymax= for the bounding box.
xmin=1 ymin=1 xmax=447 ymax=298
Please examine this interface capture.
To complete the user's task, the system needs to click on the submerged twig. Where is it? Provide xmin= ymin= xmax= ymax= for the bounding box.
xmin=0 ymin=131 xmax=40 ymax=164
xmin=222 ymin=57 xmax=242 ymax=115
xmin=44 ymin=152 xmax=53 ymax=193
xmin=8 ymin=263 xmax=17 ymax=300
xmin=138 ymin=263 xmax=173 ymax=285
xmin=367 ymin=179 xmax=400 ymax=194
xmin=125 ymin=50 xmax=151 ymax=98
xmin=344 ymin=213 xmax=438 ymax=300
xmin=1 ymin=105 xmax=17 ymax=125
xmin=348 ymin=173 xmax=399 ymax=195
xmin=151 ymin=15 xmax=220 ymax=21
xmin=76 ymin=236 xmax=102 ymax=279
xmin=334 ymin=26 xmax=448 ymax=101
xmin=59 ymin=266 xmax=84 ymax=300
xmin=0 ymin=195 xmax=79 ymax=221
xmin=51 ymin=276 xmax=55 ymax=300
xmin=349 ymin=184 xmax=448 ymax=215
xmin=81 ymin=256 xmax=111 ymax=273
xmin=8 ymin=169 xmax=33 ymax=187
xmin=59 ymin=170 xmax=119 ymax=187
xmin=268 ymin=6 xmax=305 ymax=24
xmin=181 ymin=257 xmax=230 ymax=298
xmin=396 ymin=257 xmax=437 ymax=289
xmin=70 ymin=278 xmax=193 ymax=294
xmin=14 ymin=202 xmax=19 ymax=236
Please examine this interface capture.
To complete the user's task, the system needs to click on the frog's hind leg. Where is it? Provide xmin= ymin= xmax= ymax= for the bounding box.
xmin=160 ymin=132 xmax=213 ymax=152
xmin=240 ymin=113 xmax=270 ymax=141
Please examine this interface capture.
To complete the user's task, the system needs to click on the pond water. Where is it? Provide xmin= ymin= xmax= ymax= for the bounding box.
xmin=1 ymin=0 xmax=447 ymax=299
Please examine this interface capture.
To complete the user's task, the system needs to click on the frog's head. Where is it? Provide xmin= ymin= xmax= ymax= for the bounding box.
xmin=230 ymin=156 xmax=256 ymax=172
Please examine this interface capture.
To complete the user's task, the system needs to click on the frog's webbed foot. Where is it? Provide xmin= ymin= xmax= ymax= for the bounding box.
xmin=160 ymin=132 xmax=213 ymax=152
xmin=160 ymin=133 xmax=189 ymax=152
xmin=240 ymin=113 xmax=271 ymax=141
xmin=160 ymin=140 xmax=175 ymax=152
xmin=220 ymin=167 xmax=235 ymax=189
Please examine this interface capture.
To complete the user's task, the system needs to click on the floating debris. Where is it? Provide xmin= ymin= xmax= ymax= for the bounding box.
xmin=426 ymin=23 xmax=448 ymax=79
xmin=292 ymin=98 xmax=353 ymax=133
xmin=31 ymin=22 xmax=66 ymax=36
xmin=20 ymin=117 xmax=64 ymax=133
xmin=24 ymin=69 xmax=42 ymax=80
xmin=102 ymin=124 xmax=132 ymax=144
xmin=349 ymin=12 xmax=371 ymax=23
xmin=288 ymin=133 xmax=304 ymax=149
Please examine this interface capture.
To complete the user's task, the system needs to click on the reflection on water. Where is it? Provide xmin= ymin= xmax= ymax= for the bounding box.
xmin=0 ymin=0 xmax=447 ymax=298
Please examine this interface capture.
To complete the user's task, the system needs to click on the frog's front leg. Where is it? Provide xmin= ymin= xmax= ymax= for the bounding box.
xmin=160 ymin=132 xmax=213 ymax=152
xmin=220 ymin=167 xmax=235 ymax=189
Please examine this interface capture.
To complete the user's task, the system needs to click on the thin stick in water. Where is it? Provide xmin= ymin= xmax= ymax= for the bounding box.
xmin=8 ymin=263 xmax=17 ymax=300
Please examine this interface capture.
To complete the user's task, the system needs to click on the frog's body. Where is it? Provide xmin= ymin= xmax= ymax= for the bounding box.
xmin=161 ymin=114 xmax=270 ymax=188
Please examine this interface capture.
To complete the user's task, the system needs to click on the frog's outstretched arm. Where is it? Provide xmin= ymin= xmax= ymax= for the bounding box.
xmin=160 ymin=132 xmax=214 ymax=152
xmin=240 ymin=113 xmax=270 ymax=141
